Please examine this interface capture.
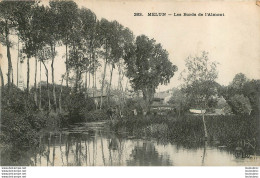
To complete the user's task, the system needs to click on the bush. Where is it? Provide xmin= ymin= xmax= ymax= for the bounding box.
xmin=217 ymin=97 xmax=233 ymax=115
xmin=229 ymin=94 xmax=252 ymax=115
xmin=84 ymin=110 xmax=109 ymax=122
xmin=67 ymin=92 xmax=95 ymax=124
xmin=2 ymin=85 xmax=37 ymax=114
xmin=125 ymin=98 xmax=145 ymax=115
xmin=0 ymin=111 xmax=38 ymax=148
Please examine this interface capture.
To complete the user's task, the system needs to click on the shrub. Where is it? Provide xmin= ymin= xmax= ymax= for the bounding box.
xmin=0 ymin=111 xmax=38 ymax=148
xmin=125 ymin=98 xmax=145 ymax=115
xmin=229 ymin=94 xmax=252 ymax=115
xmin=2 ymin=85 xmax=37 ymax=114
xmin=84 ymin=110 xmax=109 ymax=122
xmin=67 ymin=92 xmax=95 ymax=124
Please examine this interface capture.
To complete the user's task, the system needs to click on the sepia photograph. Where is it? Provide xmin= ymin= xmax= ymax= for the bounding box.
xmin=0 ymin=0 xmax=260 ymax=169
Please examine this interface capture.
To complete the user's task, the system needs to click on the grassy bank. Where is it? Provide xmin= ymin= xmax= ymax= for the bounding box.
xmin=109 ymin=114 xmax=259 ymax=149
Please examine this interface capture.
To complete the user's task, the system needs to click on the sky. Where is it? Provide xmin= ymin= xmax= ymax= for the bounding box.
xmin=1 ymin=1 xmax=260 ymax=92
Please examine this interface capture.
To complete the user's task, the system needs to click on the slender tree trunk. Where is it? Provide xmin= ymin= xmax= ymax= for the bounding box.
xmin=39 ymin=61 xmax=42 ymax=110
xmin=100 ymin=58 xmax=107 ymax=110
xmin=92 ymin=51 xmax=95 ymax=97
xmin=118 ymin=65 xmax=121 ymax=90
xmin=94 ymin=69 xmax=96 ymax=89
xmin=27 ymin=57 xmax=30 ymax=94
xmin=85 ymin=72 xmax=87 ymax=89
xmin=117 ymin=63 xmax=125 ymax=116
xmin=74 ymin=59 xmax=81 ymax=93
xmin=51 ymin=46 xmax=57 ymax=112
xmin=201 ymin=109 xmax=208 ymax=140
xmin=76 ymin=74 xmax=78 ymax=93
xmin=79 ymin=71 xmax=82 ymax=91
xmin=65 ymin=43 xmax=69 ymax=87
xmin=202 ymin=101 xmax=208 ymax=140
xmin=92 ymin=54 xmax=95 ymax=97
xmin=85 ymin=71 xmax=88 ymax=97
xmin=59 ymin=77 xmax=64 ymax=113
xmin=17 ymin=36 xmax=19 ymax=86
xmin=90 ymin=33 xmax=95 ymax=98
xmin=0 ymin=65 xmax=4 ymax=88
xmin=125 ymin=79 xmax=128 ymax=92
xmin=89 ymin=70 xmax=90 ymax=89
xmin=34 ymin=58 xmax=38 ymax=106
xmin=123 ymin=77 xmax=128 ymax=104
xmin=100 ymin=41 xmax=108 ymax=109
xmin=11 ymin=68 xmax=14 ymax=85
xmin=6 ymin=46 xmax=12 ymax=87
xmin=42 ymin=61 xmax=51 ymax=111
xmin=5 ymin=20 xmax=12 ymax=90
xmin=107 ymin=66 xmax=114 ymax=104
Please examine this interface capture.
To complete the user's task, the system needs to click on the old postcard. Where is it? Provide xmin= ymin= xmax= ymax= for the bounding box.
xmin=0 ymin=0 xmax=259 ymax=168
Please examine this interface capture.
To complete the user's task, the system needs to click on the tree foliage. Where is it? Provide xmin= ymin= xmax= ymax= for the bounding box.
xmin=180 ymin=51 xmax=219 ymax=109
xmin=222 ymin=73 xmax=260 ymax=115
xmin=180 ymin=51 xmax=218 ymax=85
xmin=229 ymin=94 xmax=252 ymax=115
xmin=168 ymin=88 xmax=189 ymax=116
xmin=124 ymin=35 xmax=177 ymax=109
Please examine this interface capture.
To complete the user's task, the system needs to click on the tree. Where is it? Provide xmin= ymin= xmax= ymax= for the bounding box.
xmin=168 ymin=88 xmax=189 ymax=117
xmin=180 ymin=51 xmax=219 ymax=139
xmin=38 ymin=47 xmax=52 ymax=111
xmin=14 ymin=1 xmax=43 ymax=97
xmin=225 ymin=73 xmax=249 ymax=98
xmin=67 ymin=49 xmax=89 ymax=92
xmin=97 ymin=19 xmax=114 ymax=109
xmin=108 ymin=21 xmax=123 ymax=103
xmin=242 ymin=80 xmax=260 ymax=115
xmin=229 ymin=94 xmax=252 ymax=115
xmin=0 ymin=1 xmax=18 ymax=90
xmin=222 ymin=74 xmax=259 ymax=115
xmin=124 ymin=35 xmax=177 ymax=113
xmin=216 ymin=96 xmax=232 ymax=115
xmin=180 ymin=51 xmax=219 ymax=109
xmin=182 ymin=80 xmax=220 ymax=109
xmin=112 ymin=25 xmax=134 ymax=111
xmin=79 ymin=7 xmax=99 ymax=96
xmin=231 ymin=73 xmax=249 ymax=89
xmin=43 ymin=2 xmax=63 ymax=111
xmin=67 ymin=9 xmax=90 ymax=93
xmin=55 ymin=1 xmax=78 ymax=88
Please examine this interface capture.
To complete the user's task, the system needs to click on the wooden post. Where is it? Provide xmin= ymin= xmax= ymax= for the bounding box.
xmin=202 ymin=111 xmax=208 ymax=139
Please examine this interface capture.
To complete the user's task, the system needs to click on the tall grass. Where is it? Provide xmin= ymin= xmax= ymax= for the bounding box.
xmin=109 ymin=114 xmax=259 ymax=148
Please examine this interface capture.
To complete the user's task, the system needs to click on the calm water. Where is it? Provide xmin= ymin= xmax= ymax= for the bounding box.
xmin=1 ymin=122 xmax=259 ymax=166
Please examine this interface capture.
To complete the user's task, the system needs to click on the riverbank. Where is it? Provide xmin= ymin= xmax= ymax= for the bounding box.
xmin=1 ymin=119 xmax=259 ymax=166
xmin=109 ymin=114 xmax=259 ymax=150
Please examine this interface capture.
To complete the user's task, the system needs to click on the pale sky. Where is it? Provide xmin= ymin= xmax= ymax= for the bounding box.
xmin=1 ymin=1 xmax=260 ymax=91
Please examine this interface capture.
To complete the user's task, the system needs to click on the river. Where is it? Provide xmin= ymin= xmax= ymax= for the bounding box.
xmin=1 ymin=121 xmax=259 ymax=166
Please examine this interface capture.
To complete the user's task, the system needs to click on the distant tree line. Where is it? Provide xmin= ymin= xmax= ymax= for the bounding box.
xmin=169 ymin=51 xmax=260 ymax=116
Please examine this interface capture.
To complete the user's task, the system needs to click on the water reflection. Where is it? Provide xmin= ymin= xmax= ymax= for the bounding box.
xmin=127 ymin=142 xmax=172 ymax=166
xmin=1 ymin=122 xmax=259 ymax=166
